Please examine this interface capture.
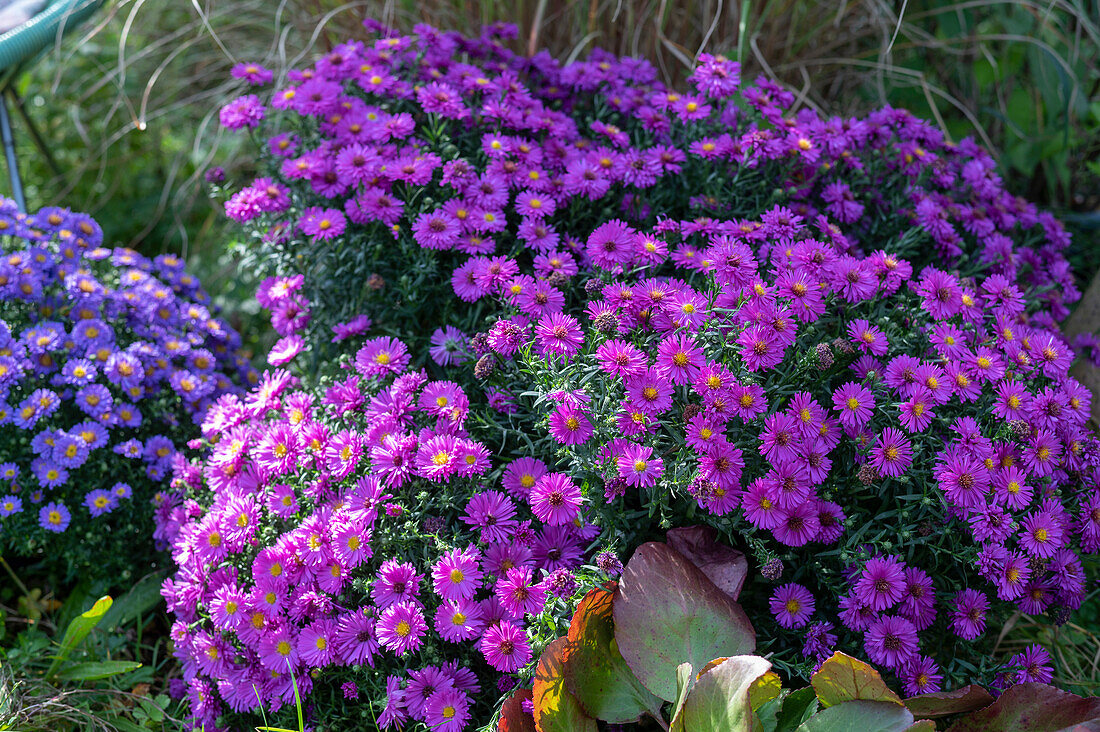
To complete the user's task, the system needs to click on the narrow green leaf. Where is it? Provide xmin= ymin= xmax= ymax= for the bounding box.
xmin=55 ymin=660 xmax=142 ymax=682
xmin=45 ymin=595 xmax=112 ymax=680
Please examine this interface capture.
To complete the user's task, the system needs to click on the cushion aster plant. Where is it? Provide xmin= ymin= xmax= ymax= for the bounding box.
xmin=185 ymin=15 xmax=1097 ymax=731
xmin=157 ymin=354 xmax=602 ymax=730
xmin=0 ymin=197 xmax=253 ymax=583
xmin=488 ymin=206 xmax=1095 ymax=693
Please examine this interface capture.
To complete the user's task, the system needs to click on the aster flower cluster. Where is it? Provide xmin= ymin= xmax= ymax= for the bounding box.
xmin=157 ymin=347 xmax=599 ymax=730
xmin=491 ymin=203 xmax=1095 ymax=690
xmin=0 ymin=198 xmax=252 ymax=582
xmin=198 ymin=15 xmax=1098 ymax=729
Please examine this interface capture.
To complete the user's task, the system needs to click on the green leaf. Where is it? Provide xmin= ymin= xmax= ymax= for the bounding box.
xmin=55 ymin=660 xmax=142 ymax=681
xmin=100 ymin=573 xmax=166 ymax=631
xmin=102 ymin=716 xmax=150 ymax=732
xmin=45 ymin=595 xmax=112 ymax=680
xmin=944 ymin=683 xmax=1100 ymax=731
xmin=561 ymin=585 xmax=662 ymax=724
xmin=678 ymin=655 xmax=773 ymax=732
xmin=775 ymin=686 xmax=819 ymax=732
xmin=797 ymin=700 xmax=915 ymax=732
xmin=613 ymin=542 xmax=755 ymax=702
xmin=811 ymin=652 xmax=902 ymax=708
xmin=669 ymin=663 xmax=696 ymax=732
xmin=903 ymin=685 xmax=993 ymax=719
xmin=533 ymin=637 xmax=597 ymax=732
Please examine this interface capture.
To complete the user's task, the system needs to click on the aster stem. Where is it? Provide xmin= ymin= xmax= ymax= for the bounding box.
xmin=0 ymin=554 xmax=29 ymax=597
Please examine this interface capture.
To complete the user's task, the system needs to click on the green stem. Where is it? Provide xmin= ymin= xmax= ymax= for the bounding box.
xmin=0 ymin=555 xmax=29 ymax=597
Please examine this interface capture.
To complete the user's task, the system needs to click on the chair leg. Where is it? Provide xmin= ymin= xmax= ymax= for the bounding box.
xmin=0 ymin=91 xmax=25 ymax=213
xmin=10 ymin=91 xmax=61 ymax=178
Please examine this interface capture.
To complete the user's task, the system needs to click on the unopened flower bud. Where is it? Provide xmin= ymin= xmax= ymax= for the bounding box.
xmin=473 ymin=354 xmax=495 ymax=379
xmin=366 ymin=273 xmax=385 ymax=291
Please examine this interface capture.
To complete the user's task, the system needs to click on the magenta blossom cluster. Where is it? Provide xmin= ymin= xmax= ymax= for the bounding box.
xmin=203 ymin=14 xmax=1095 ymax=726
xmin=157 ymin=346 xmax=599 ymax=729
xmin=481 ymin=201 xmax=1096 ymax=690
xmin=0 ymin=198 xmax=252 ymax=580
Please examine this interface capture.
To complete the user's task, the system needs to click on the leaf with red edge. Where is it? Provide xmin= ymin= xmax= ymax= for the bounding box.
xmin=561 ymin=586 xmax=662 ymax=723
xmin=532 ymin=637 xmax=597 ymax=732
xmin=498 ymin=689 xmax=536 ymax=732
xmin=677 ymin=655 xmax=773 ymax=732
xmin=945 ymin=683 xmax=1100 ymax=732
xmin=904 ymin=685 xmax=994 ymax=719
xmin=613 ymin=542 xmax=755 ymax=702
xmin=811 ymin=652 xmax=903 ymax=708
xmin=666 ymin=525 xmax=749 ymax=600
xmin=905 ymin=721 xmax=937 ymax=731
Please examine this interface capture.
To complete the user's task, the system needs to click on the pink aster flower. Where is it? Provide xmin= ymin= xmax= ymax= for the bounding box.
xmin=432 ymin=545 xmax=483 ymax=602
xmin=864 ymin=615 xmax=918 ymax=669
xmin=529 ymin=473 xmax=583 ymax=526
xmin=479 ymin=621 xmax=531 ymax=672
xmin=616 ymin=442 xmax=664 ymax=489
xmin=298 ymin=206 xmax=346 ymax=241
xmin=495 ymin=566 xmax=547 ymax=617
xmin=355 ymin=337 xmax=410 ymax=378
xmin=376 ymin=601 xmax=426 ymax=655
xmin=855 ymin=556 xmax=907 ymax=612
xmin=534 ymin=313 xmax=584 ymax=359
xmin=268 ymin=335 xmax=304 ymax=366
xmin=548 ymin=405 xmax=594 ymax=446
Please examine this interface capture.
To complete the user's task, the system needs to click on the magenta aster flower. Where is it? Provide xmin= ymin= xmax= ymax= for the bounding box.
xmin=268 ymin=335 xmax=304 ymax=366
xmin=864 ymin=614 xmax=918 ymax=669
xmin=529 ymin=473 xmax=582 ymax=526
xmin=772 ymin=502 xmax=819 ymax=546
xmin=548 ymin=405 xmax=594 ymax=446
xmin=461 ymin=491 xmax=517 ymax=544
xmin=355 ymin=336 xmax=410 ymax=378
xmin=432 ymin=545 xmax=482 ymax=602
xmin=616 ymin=442 xmax=664 ymax=489
xmin=855 ymin=556 xmax=907 ymax=612
xmin=769 ymin=583 xmax=815 ymax=628
xmin=376 ymin=601 xmax=426 ymax=655
xmin=434 ymin=598 xmax=485 ymax=643
xmin=624 ymin=370 xmax=673 ymax=415
xmin=423 ymin=687 xmax=470 ymax=732
xmin=479 ymin=621 xmax=531 ymax=672
xmin=832 ymin=382 xmax=874 ymax=431
xmin=534 ymin=313 xmax=584 ymax=358
xmin=901 ymin=655 xmax=943 ymax=696
xmin=298 ymin=206 xmax=346 ymax=241
xmin=870 ymin=428 xmax=912 ymax=478
xmin=1019 ymin=510 xmax=1064 ymax=559
xmin=495 ymin=566 xmax=547 ymax=617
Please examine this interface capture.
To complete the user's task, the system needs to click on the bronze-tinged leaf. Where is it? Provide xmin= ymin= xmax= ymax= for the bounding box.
xmin=666 ymin=525 xmax=749 ymax=600
xmin=678 ymin=655 xmax=773 ymax=732
xmin=499 ymin=689 xmax=536 ymax=732
xmin=905 ymin=721 xmax=937 ymax=731
xmin=811 ymin=652 xmax=903 ymax=708
xmin=613 ymin=542 xmax=755 ymax=702
xmin=561 ymin=587 xmax=662 ymax=723
xmin=903 ymin=685 xmax=994 ymax=719
xmin=532 ymin=637 xmax=597 ymax=732
xmin=945 ymin=683 xmax=1100 ymax=732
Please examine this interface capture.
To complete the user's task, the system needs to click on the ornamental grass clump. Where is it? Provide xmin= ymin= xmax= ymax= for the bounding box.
xmin=188 ymin=16 xmax=1096 ymax=731
xmin=0 ymin=198 xmax=253 ymax=583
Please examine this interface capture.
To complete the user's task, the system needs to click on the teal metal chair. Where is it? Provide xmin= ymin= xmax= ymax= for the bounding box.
xmin=0 ymin=0 xmax=103 ymax=211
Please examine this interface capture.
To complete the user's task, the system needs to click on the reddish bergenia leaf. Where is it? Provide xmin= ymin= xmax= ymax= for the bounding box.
xmin=945 ymin=683 xmax=1100 ymax=732
xmin=532 ymin=637 xmax=597 ymax=732
xmin=666 ymin=525 xmax=749 ymax=600
xmin=903 ymin=685 xmax=994 ymax=719
xmin=613 ymin=542 xmax=755 ymax=702
xmin=498 ymin=688 xmax=536 ymax=732
xmin=811 ymin=651 xmax=903 ymax=708
xmin=561 ymin=586 xmax=662 ymax=723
